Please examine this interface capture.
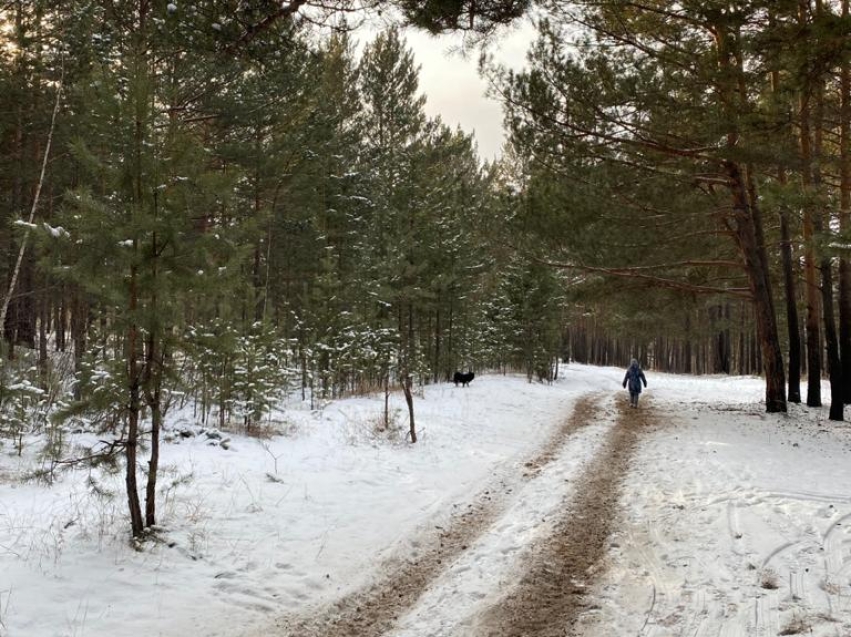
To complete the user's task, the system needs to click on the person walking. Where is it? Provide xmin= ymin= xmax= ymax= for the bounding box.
xmin=622 ymin=358 xmax=647 ymax=408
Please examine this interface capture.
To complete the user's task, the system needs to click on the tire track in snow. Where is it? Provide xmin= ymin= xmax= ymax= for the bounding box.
xmin=388 ymin=395 xmax=618 ymax=636
xmin=476 ymin=395 xmax=655 ymax=637
xmin=820 ymin=510 xmax=851 ymax=617
xmin=272 ymin=393 xmax=606 ymax=637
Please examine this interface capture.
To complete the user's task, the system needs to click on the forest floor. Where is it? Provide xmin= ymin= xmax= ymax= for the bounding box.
xmin=3 ymin=366 xmax=851 ymax=637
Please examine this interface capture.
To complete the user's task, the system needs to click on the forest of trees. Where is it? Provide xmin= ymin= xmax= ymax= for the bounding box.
xmin=491 ymin=0 xmax=851 ymax=417
xmin=1 ymin=0 xmax=851 ymax=536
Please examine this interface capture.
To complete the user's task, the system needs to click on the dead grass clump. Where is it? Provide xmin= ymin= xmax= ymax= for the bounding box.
xmin=778 ymin=613 xmax=810 ymax=635
xmin=368 ymin=410 xmax=404 ymax=442
xmin=344 ymin=410 xmax=405 ymax=446
xmin=759 ymin=569 xmax=780 ymax=590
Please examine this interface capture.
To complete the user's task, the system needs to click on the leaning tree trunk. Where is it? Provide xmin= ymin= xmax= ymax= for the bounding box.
xmin=726 ymin=162 xmax=787 ymax=412
xmin=401 ymin=373 xmax=416 ymax=443
xmin=716 ymin=23 xmax=786 ymax=411
xmin=0 ymin=75 xmax=62 ymax=349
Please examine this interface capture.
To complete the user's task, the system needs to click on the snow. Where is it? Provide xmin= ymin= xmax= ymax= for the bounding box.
xmin=582 ymin=374 xmax=851 ymax=637
xmin=42 ymin=222 xmax=70 ymax=239
xmin=391 ymin=405 xmax=618 ymax=637
xmin=6 ymin=381 xmax=44 ymax=395
xmin=2 ymin=365 xmax=851 ymax=636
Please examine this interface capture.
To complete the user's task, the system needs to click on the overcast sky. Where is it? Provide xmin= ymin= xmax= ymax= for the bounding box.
xmin=396 ymin=21 xmax=538 ymax=161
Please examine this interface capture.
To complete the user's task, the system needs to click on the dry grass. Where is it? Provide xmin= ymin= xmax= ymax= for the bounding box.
xmin=778 ymin=613 xmax=810 ymax=635
xmin=759 ymin=568 xmax=780 ymax=590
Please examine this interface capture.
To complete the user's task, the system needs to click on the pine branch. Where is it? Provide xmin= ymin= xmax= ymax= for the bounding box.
xmin=533 ymin=254 xmax=751 ymax=298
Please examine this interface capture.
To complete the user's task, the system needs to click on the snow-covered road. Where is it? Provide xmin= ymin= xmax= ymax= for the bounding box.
xmin=275 ymin=392 xmax=620 ymax=637
xmin=390 ymin=394 xmax=617 ymax=637
xmin=3 ymin=365 xmax=851 ymax=637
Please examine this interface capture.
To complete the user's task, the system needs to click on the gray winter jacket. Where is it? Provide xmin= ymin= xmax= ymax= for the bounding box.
xmin=623 ymin=363 xmax=647 ymax=394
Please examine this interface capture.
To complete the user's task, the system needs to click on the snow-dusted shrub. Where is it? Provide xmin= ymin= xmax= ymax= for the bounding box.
xmin=41 ymin=346 xmax=133 ymax=477
xmin=231 ymin=325 xmax=294 ymax=431
xmin=185 ymin=320 xmax=295 ymax=432
xmin=55 ymin=347 xmax=126 ymax=437
xmin=0 ymin=360 xmax=53 ymax=455
xmin=315 ymin=323 xmax=400 ymax=397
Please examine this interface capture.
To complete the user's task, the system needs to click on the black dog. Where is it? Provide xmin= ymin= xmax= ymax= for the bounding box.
xmin=453 ymin=371 xmax=475 ymax=387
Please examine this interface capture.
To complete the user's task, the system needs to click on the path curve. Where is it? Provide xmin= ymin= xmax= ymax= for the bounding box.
xmin=272 ymin=394 xmax=606 ymax=637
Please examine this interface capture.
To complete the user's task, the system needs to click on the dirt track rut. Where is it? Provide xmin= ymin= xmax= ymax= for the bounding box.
xmin=476 ymin=396 xmax=656 ymax=636
xmin=274 ymin=392 xmax=651 ymax=637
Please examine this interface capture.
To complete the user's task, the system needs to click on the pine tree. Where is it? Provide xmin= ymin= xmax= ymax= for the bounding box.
xmin=47 ymin=0 xmax=262 ymax=536
xmin=358 ymin=28 xmax=428 ymax=436
xmin=496 ymin=4 xmax=790 ymax=411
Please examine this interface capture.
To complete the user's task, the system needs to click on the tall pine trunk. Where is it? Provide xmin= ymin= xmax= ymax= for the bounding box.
xmin=812 ymin=5 xmax=843 ymax=421
xmin=126 ymin=262 xmax=144 ymax=538
xmin=125 ymin=1 xmax=148 ymax=538
xmin=839 ymin=0 xmax=851 ymax=404
xmin=799 ymin=0 xmax=822 ymax=407
xmin=144 ymin=226 xmax=162 ymax=526
xmin=716 ymin=24 xmax=785 ymax=411
xmin=770 ymin=50 xmax=802 ymax=403
xmin=144 ymin=327 xmax=162 ymax=528
xmin=780 ymin=203 xmax=802 ymax=403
